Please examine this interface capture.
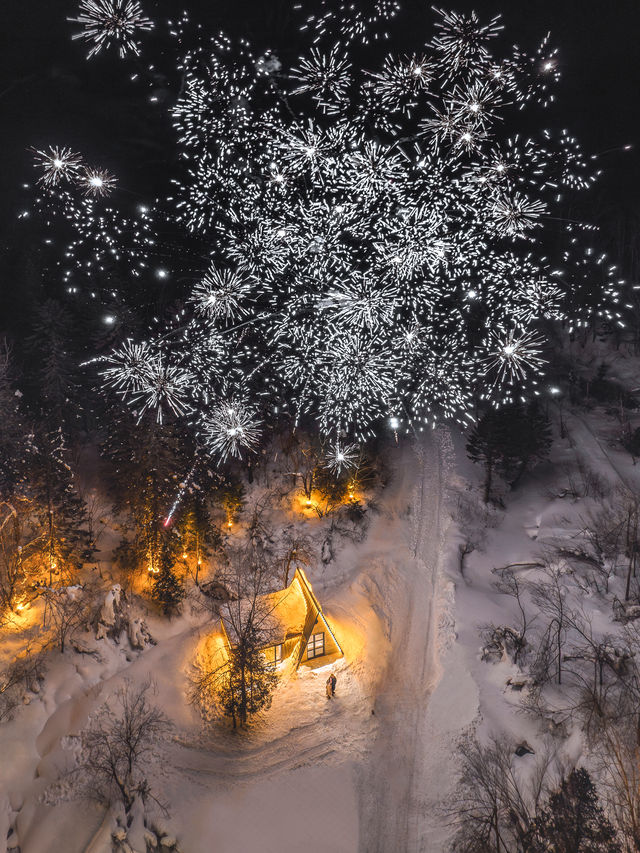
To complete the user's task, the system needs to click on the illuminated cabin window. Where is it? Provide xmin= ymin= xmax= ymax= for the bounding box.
xmin=264 ymin=644 xmax=283 ymax=668
xmin=306 ymin=632 xmax=325 ymax=660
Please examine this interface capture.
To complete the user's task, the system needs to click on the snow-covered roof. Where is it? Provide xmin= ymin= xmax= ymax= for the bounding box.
xmin=220 ymin=573 xmax=309 ymax=648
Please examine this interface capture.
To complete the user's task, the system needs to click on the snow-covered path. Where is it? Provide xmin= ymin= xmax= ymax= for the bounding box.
xmin=357 ymin=429 xmax=449 ymax=853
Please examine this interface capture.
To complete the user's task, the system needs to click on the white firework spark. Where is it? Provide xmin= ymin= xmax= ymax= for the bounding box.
xmin=101 ymin=342 xmax=193 ymax=423
xmin=33 ymin=146 xmax=83 ymax=187
xmin=129 ymin=357 xmax=194 ymax=423
xmin=431 ymin=9 xmax=503 ymax=72
xmin=100 ymin=339 xmax=155 ymax=393
xmin=368 ymin=55 xmax=434 ymax=113
xmin=484 ymin=328 xmax=546 ymax=385
xmin=515 ymin=279 xmax=564 ymax=323
xmin=190 ymin=267 xmax=252 ymax=321
xmin=347 ymin=141 xmax=407 ymax=198
xmin=70 ymin=0 xmax=153 ymax=59
xmin=202 ymin=399 xmax=262 ymax=461
xmin=450 ymin=81 xmax=503 ymax=132
xmin=299 ymin=0 xmax=400 ymax=46
xmin=491 ymin=191 xmax=547 ymax=236
xmin=324 ymin=442 xmax=359 ymax=474
xmin=290 ymin=46 xmax=352 ymax=113
xmin=322 ymin=277 xmax=398 ymax=331
xmin=80 ymin=167 xmax=117 ymax=197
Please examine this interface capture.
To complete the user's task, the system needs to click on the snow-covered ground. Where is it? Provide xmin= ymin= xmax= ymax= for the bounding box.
xmin=0 ymin=430 xmax=463 ymax=853
xmin=157 ymin=428 xmax=460 ymax=853
xmin=4 ymin=356 xmax=638 ymax=852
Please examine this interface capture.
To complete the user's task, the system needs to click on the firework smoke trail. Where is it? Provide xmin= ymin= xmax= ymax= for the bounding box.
xmin=163 ymin=460 xmax=198 ymax=527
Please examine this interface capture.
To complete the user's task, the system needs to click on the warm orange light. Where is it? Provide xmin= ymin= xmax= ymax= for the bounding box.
xmin=182 ymin=553 xmax=188 ymax=560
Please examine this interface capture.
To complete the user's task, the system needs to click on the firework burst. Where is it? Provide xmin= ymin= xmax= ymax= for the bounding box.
xmin=201 ymin=398 xmax=262 ymax=461
xmin=33 ymin=146 xmax=83 ymax=187
xmin=70 ymin=0 xmax=153 ymax=59
xmin=484 ymin=328 xmax=546 ymax=386
xmin=32 ymin=3 xmax=622 ymax=451
xmin=190 ymin=267 xmax=253 ymax=322
xmin=80 ymin=167 xmax=117 ymax=197
xmin=324 ymin=443 xmax=359 ymax=474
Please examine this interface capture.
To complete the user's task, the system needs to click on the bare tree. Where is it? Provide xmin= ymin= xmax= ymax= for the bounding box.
xmin=282 ymin=431 xmax=322 ymax=503
xmin=598 ymin=722 xmax=640 ymax=851
xmin=0 ymin=500 xmax=26 ymax=617
xmin=0 ymin=643 xmax=46 ymax=722
xmin=245 ymin=494 xmax=276 ymax=559
xmin=279 ymin=528 xmax=313 ymax=587
xmin=449 ymin=736 xmax=557 ymax=853
xmin=530 ymin=567 xmax=569 ymax=686
xmin=496 ymin=568 xmax=530 ymax=664
xmin=191 ymin=548 xmax=279 ymax=728
xmin=559 ymin=608 xmax=634 ymax=737
xmin=0 ymin=497 xmax=47 ymax=619
xmin=41 ymin=584 xmax=92 ymax=653
xmin=75 ymin=680 xmax=170 ymax=815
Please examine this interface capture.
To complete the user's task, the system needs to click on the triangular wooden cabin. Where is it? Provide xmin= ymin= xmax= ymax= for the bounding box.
xmin=219 ymin=568 xmax=343 ymax=670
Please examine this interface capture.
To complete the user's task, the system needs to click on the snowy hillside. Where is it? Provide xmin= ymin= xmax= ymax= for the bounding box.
xmin=3 ymin=349 xmax=640 ymax=853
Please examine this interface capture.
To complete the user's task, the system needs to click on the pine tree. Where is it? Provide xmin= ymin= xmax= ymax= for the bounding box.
xmin=102 ymin=403 xmax=191 ymax=579
xmin=217 ymin=641 xmax=279 ymax=729
xmin=150 ymin=541 xmax=185 ymax=615
xmin=192 ymin=555 xmax=279 ymax=728
xmin=467 ymin=402 xmax=552 ymax=502
xmin=220 ymin=478 xmax=245 ymax=528
xmin=0 ymin=340 xmax=28 ymax=497
xmin=25 ymin=299 xmax=80 ymax=433
xmin=25 ymin=428 xmax=92 ymax=585
xmin=466 ymin=409 xmax=509 ymax=503
xmin=532 ymin=768 xmax=620 ymax=853
xmin=501 ymin=401 xmax=553 ymax=488
xmin=175 ymin=495 xmax=220 ymax=585
xmin=0 ymin=346 xmax=37 ymax=613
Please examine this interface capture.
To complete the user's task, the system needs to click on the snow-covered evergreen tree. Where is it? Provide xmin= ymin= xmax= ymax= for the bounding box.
xmin=532 ymin=768 xmax=620 ymax=853
xmin=150 ymin=541 xmax=185 ymax=615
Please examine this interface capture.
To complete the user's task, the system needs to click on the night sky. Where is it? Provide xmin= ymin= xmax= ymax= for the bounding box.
xmin=1 ymin=0 xmax=639 ymax=272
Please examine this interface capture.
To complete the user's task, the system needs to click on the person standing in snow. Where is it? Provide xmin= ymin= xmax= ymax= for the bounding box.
xmin=329 ymin=673 xmax=337 ymax=696
xmin=326 ymin=677 xmax=333 ymax=699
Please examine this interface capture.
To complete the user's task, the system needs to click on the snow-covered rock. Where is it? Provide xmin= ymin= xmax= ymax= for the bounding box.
xmin=100 ymin=584 xmax=122 ymax=627
xmin=127 ymin=617 xmax=151 ymax=650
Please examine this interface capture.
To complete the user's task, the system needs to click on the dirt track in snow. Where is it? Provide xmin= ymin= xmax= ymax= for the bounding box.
xmin=356 ymin=430 xmax=449 ymax=853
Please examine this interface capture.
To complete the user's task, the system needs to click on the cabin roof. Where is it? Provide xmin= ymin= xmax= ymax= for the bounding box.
xmin=219 ymin=572 xmax=309 ymax=647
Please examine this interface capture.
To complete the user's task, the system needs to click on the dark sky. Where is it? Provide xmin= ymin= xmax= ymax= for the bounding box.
xmin=1 ymin=0 xmax=639 ymax=240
